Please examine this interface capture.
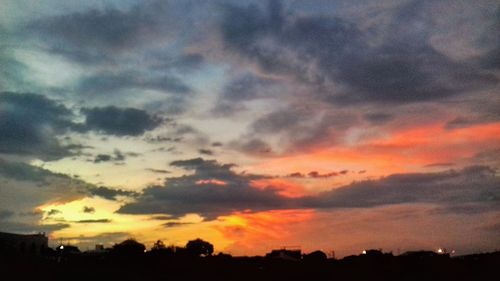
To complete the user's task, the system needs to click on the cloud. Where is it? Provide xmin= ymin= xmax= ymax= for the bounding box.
xmin=118 ymin=158 xmax=291 ymax=220
xmin=145 ymin=168 xmax=170 ymax=174
xmin=163 ymin=221 xmax=194 ymax=228
xmin=0 ymin=159 xmax=138 ymax=221
xmin=0 ymin=210 xmax=14 ymax=220
xmin=47 ymin=209 xmax=61 ymax=216
xmin=305 ymin=166 xmax=500 ymax=210
xmin=0 ymin=221 xmax=70 ymax=233
xmin=119 ymin=158 xmax=499 ymax=220
xmin=0 ymin=92 xmax=76 ymax=160
xmin=286 ymin=170 xmax=347 ymax=178
xmin=218 ymin=1 xmax=497 ymax=104
xmin=24 ymin=1 xmax=178 ymax=63
xmin=88 ymin=186 xmax=138 ymax=201
xmin=363 ymin=113 xmax=394 ymax=125
xmin=307 ymin=171 xmax=341 ymax=178
xmin=77 ymin=71 xmax=191 ymax=95
xmin=198 ymin=149 xmax=214 ymax=156
xmin=82 ymin=206 xmax=95 ymax=213
xmin=82 ymin=106 xmax=162 ymax=136
xmin=424 ymin=162 xmax=455 ymax=168
xmin=75 ymin=219 xmax=111 ymax=224
xmin=231 ymin=138 xmax=273 ymax=156
xmin=212 ymin=73 xmax=277 ymax=116
xmin=0 ymin=159 xmax=88 ymax=211
xmin=93 ymin=154 xmax=112 ymax=163
xmin=92 ymin=149 xmax=133 ymax=164
xmin=235 ymin=108 xmax=357 ymax=155
xmin=0 ymin=92 xmax=164 ymax=160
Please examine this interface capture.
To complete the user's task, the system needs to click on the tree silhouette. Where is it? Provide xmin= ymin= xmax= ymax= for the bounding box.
xmin=151 ymin=240 xmax=166 ymax=251
xmin=111 ymin=238 xmax=145 ymax=256
xmin=185 ymin=238 xmax=214 ymax=257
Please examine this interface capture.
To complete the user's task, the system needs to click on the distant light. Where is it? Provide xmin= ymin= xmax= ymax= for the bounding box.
xmin=362 ymin=250 xmax=367 ymax=255
xmin=437 ymin=248 xmax=443 ymax=254
xmin=59 ymin=245 xmax=64 ymax=250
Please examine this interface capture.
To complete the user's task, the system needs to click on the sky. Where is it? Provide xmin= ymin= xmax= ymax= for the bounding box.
xmin=0 ymin=0 xmax=499 ymax=257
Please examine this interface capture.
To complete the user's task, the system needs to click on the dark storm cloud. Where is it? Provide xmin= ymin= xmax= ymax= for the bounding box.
xmin=119 ymin=158 xmax=499 ymax=220
xmin=219 ymin=0 xmax=498 ymax=104
xmin=118 ymin=158 xmax=291 ymax=220
xmin=0 ymin=92 xmax=76 ymax=160
xmin=82 ymin=106 xmax=163 ymax=136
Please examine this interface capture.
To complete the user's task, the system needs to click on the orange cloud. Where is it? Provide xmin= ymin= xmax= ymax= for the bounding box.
xmin=250 ymin=178 xmax=307 ymax=198
xmin=245 ymin=122 xmax=500 ymax=192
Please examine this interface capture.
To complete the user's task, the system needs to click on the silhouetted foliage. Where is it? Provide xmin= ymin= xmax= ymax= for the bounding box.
xmin=185 ymin=238 xmax=214 ymax=257
xmin=151 ymin=239 xmax=166 ymax=251
xmin=110 ymin=238 xmax=145 ymax=256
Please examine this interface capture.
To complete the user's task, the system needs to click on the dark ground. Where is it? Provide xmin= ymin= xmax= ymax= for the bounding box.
xmin=1 ymin=250 xmax=499 ymax=281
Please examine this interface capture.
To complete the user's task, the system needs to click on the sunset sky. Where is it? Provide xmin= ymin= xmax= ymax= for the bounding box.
xmin=0 ymin=0 xmax=499 ymax=257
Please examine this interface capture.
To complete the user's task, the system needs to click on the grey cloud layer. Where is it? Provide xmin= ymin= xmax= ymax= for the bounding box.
xmin=214 ymin=0 xmax=499 ymax=154
xmin=119 ymin=158 xmax=500 ymax=220
xmin=0 ymin=92 xmax=163 ymax=160
xmin=25 ymin=1 xmax=178 ymax=62
xmin=0 ymin=92 xmax=76 ymax=160
xmin=219 ymin=1 xmax=497 ymax=104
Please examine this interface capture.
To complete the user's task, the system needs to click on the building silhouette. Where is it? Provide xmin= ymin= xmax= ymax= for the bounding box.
xmin=0 ymin=231 xmax=48 ymax=255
